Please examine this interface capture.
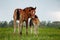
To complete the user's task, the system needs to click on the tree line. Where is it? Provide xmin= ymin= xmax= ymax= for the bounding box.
xmin=0 ymin=20 xmax=60 ymax=28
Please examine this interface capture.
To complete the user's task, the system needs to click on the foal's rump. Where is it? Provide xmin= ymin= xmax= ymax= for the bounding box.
xmin=16 ymin=9 xmax=20 ymax=20
xmin=14 ymin=8 xmax=24 ymax=20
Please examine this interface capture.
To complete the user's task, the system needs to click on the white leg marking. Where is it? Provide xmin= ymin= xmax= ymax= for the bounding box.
xmin=18 ymin=23 xmax=20 ymax=33
xmin=14 ymin=26 xmax=16 ymax=33
xmin=34 ymin=25 xmax=38 ymax=35
xmin=20 ymin=23 xmax=23 ymax=32
xmin=14 ymin=20 xmax=16 ymax=33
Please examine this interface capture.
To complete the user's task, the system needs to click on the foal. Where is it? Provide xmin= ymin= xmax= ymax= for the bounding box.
xmin=13 ymin=7 xmax=36 ymax=35
xmin=29 ymin=15 xmax=40 ymax=35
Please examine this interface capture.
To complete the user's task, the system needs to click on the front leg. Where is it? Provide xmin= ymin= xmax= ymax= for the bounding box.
xmin=34 ymin=25 xmax=37 ymax=35
xmin=30 ymin=20 xmax=33 ymax=34
xmin=26 ymin=20 xmax=28 ymax=35
xmin=19 ymin=20 xmax=23 ymax=35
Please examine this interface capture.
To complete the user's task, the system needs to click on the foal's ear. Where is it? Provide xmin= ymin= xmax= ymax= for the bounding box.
xmin=35 ymin=7 xmax=36 ymax=10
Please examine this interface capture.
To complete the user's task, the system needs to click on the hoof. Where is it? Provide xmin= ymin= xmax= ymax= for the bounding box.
xmin=26 ymin=32 xmax=28 ymax=35
xmin=13 ymin=32 xmax=15 ymax=34
xmin=20 ymin=32 xmax=22 ymax=35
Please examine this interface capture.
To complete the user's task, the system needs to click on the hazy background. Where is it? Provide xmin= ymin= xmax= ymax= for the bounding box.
xmin=0 ymin=0 xmax=60 ymax=22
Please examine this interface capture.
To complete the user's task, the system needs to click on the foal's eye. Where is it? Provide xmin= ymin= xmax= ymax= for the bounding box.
xmin=29 ymin=10 xmax=31 ymax=12
xmin=33 ymin=12 xmax=35 ymax=14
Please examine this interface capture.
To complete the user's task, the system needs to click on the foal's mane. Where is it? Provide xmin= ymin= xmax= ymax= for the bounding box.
xmin=23 ymin=7 xmax=36 ymax=11
xmin=35 ymin=15 xmax=38 ymax=18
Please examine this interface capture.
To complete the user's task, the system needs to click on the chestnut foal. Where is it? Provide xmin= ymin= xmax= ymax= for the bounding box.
xmin=29 ymin=15 xmax=40 ymax=35
xmin=13 ymin=7 xmax=36 ymax=35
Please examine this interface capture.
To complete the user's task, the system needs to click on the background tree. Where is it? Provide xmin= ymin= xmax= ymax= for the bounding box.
xmin=47 ymin=21 xmax=52 ymax=27
xmin=9 ymin=20 xmax=14 ymax=27
xmin=40 ymin=21 xmax=47 ymax=27
xmin=0 ymin=21 xmax=8 ymax=27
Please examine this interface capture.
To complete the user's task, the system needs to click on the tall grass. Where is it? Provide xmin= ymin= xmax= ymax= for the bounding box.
xmin=0 ymin=27 xmax=60 ymax=40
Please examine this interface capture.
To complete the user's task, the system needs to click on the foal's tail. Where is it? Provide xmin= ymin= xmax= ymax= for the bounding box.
xmin=16 ymin=9 xmax=20 ymax=20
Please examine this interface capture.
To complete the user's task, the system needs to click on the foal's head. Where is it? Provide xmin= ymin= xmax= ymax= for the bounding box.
xmin=29 ymin=7 xmax=36 ymax=18
xmin=23 ymin=7 xmax=36 ymax=18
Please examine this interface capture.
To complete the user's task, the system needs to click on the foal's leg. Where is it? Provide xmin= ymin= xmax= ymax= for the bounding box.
xmin=30 ymin=25 xmax=33 ymax=34
xmin=18 ymin=22 xmax=20 ymax=33
xmin=30 ymin=26 xmax=32 ymax=34
xmin=26 ymin=21 xmax=28 ymax=34
xmin=34 ymin=25 xmax=38 ymax=35
xmin=14 ymin=19 xmax=16 ymax=33
xmin=19 ymin=21 xmax=23 ymax=35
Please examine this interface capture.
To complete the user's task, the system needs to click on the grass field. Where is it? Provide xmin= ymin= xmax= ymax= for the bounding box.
xmin=0 ymin=27 xmax=60 ymax=40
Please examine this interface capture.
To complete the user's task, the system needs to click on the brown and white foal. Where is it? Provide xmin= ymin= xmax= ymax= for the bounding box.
xmin=13 ymin=7 xmax=36 ymax=35
xmin=29 ymin=15 xmax=40 ymax=35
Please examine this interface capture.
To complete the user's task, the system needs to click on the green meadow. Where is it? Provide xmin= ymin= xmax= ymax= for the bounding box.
xmin=0 ymin=27 xmax=60 ymax=40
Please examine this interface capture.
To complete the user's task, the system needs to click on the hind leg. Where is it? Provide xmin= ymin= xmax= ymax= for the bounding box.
xmin=14 ymin=19 xmax=16 ymax=33
xmin=19 ymin=20 xmax=23 ymax=35
xmin=34 ymin=24 xmax=38 ymax=35
xmin=18 ymin=22 xmax=20 ymax=33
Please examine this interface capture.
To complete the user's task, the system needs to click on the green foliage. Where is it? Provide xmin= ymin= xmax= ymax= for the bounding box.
xmin=0 ymin=21 xmax=8 ymax=27
xmin=0 ymin=20 xmax=60 ymax=28
xmin=0 ymin=27 xmax=60 ymax=40
xmin=9 ymin=20 xmax=14 ymax=27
